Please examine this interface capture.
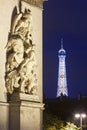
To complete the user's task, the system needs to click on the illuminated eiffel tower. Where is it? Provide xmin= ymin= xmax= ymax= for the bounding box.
xmin=56 ymin=39 xmax=68 ymax=97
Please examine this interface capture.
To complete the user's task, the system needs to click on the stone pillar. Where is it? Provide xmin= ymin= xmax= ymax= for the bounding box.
xmin=9 ymin=95 xmax=44 ymax=130
xmin=7 ymin=0 xmax=44 ymax=130
xmin=0 ymin=0 xmax=44 ymax=130
xmin=0 ymin=0 xmax=19 ymax=130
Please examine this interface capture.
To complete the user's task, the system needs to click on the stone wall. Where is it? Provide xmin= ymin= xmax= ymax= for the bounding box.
xmin=0 ymin=0 xmax=19 ymax=102
xmin=0 ymin=1 xmax=19 ymax=129
xmin=0 ymin=0 xmax=44 ymax=130
xmin=0 ymin=0 xmax=43 ymax=103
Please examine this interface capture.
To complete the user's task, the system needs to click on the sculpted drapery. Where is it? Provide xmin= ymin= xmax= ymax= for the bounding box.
xmin=5 ymin=8 xmax=38 ymax=95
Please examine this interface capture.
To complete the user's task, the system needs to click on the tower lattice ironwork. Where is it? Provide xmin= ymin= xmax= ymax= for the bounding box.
xmin=56 ymin=39 xmax=68 ymax=97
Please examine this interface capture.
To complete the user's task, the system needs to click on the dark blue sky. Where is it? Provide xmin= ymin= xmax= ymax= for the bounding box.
xmin=43 ymin=0 xmax=87 ymax=98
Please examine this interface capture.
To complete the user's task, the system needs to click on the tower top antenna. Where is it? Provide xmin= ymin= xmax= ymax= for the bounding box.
xmin=58 ymin=38 xmax=66 ymax=55
xmin=61 ymin=38 xmax=63 ymax=49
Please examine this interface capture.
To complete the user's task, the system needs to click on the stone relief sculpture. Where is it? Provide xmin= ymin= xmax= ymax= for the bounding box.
xmin=5 ymin=8 xmax=38 ymax=95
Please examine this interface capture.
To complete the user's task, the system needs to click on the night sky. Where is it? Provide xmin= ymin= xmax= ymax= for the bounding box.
xmin=43 ymin=0 xmax=87 ymax=98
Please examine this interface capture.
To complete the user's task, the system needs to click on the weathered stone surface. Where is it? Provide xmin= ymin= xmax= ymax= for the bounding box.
xmin=5 ymin=8 xmax=38 ymax=96
xmin=10 ymin=92 xmax=40 ymax=102
xmin=9 ymin=101 xmax=44 ymax=130
xmin=0 ymin=103 xmax=9 ymax=130
xmin=21 ymin=0 xmax=44 ymax=8
xmin=0 ymin=0 xmax=44 ymax=129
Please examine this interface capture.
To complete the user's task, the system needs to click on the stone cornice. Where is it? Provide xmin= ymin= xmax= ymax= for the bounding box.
xmin=21 ymin=0 xmax=45 ymax=8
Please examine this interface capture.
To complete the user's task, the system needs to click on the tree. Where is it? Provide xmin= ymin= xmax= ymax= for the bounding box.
xmin=43 ymin=111 xmax=79 ymax=130
xmin=64 ymin=122 xmax=80 ymax=130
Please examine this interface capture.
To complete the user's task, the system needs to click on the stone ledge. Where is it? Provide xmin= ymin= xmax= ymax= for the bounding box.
xmin=9 ymin=101 xmax=44 ymax=110
xmin=21 ymin=0 xmax=44 ymax=8
xmin=0 ymin=102 xmax=9 ymax=106
xmin=10 ymin=92 xmax=40 ymax=102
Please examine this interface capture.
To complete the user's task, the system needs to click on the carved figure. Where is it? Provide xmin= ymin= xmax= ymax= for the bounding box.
xmin=5 ymin=8 xmax=38 ymax=95
xmin=11 ymin=9 xmax=33 ymax=45
xmin=6 ymin=70 xmax=20 ymax=94
xmin=6 ymin=38 xmax=24 ymax=72
xmin=19 ymin=49 xmax=37 ymax=94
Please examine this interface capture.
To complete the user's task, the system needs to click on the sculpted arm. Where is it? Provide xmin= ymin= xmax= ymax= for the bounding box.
xmin=11 ymin=13 xmax=22 ymax=34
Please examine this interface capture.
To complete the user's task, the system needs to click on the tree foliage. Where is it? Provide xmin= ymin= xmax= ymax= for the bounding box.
xmin=43 ymin=111 xmax=79 ymax=130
